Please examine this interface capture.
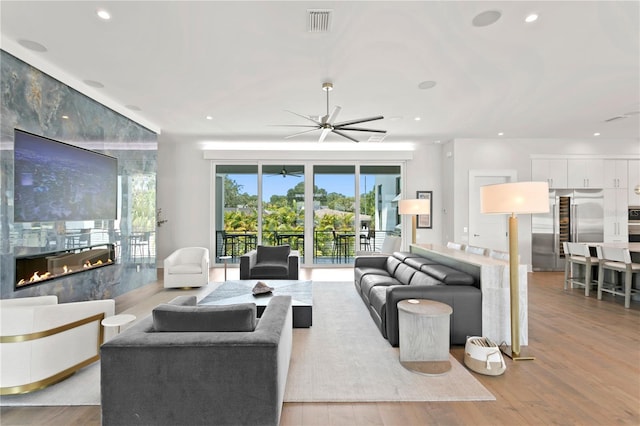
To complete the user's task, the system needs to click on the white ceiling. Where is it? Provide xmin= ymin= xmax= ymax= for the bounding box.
xmin=1 ymin=1 xmax=639 ymax=144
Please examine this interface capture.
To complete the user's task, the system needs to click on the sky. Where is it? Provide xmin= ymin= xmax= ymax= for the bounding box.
xmin=230 ymin=174 xmax=373 ymax=200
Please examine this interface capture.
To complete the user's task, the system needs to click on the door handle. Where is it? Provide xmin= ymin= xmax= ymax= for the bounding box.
xmin=473 ymin=234 xmax=480 ymax=237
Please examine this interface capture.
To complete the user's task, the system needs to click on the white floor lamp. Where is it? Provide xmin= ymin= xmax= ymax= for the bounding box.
xmin=480 ymin=181 xmax=549 ymax=361
xmin=398 ymin=198 xmax=431 ymax=245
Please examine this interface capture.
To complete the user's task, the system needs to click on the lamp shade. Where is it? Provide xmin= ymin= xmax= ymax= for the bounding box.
xmin=398 ymin=198 xmax=431 ymax=215
xmin=480 ymin=181 xmax=549 ymax=214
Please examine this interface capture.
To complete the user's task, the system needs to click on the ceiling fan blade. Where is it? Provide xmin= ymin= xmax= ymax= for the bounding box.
xmin=284 ymin=127 xmax=321 ymax=139
xmin=284 ymin=110 xmax=322 ymax=126
xmin=318 ymin=127 xmax=332 ymax=143
xmin=332 ymin=129 xmax=360 ymax=143
xmin=327 ymin=106 xmax=342 ymax=125
xmin=335 ymin=126 xmax=387 ymax=133
xmin=334 ymin=115 xmax=384 ymax=127
xmin=269 ymin=124 xmax=319 ymax=128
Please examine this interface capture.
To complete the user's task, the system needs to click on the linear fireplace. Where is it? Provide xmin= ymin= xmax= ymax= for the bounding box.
xmin=15 ymin=244 xmax=116 ymax=290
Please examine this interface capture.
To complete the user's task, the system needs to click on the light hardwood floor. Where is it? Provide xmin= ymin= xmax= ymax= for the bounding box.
xmin=2 ymin=268 xmax=639 ymax=425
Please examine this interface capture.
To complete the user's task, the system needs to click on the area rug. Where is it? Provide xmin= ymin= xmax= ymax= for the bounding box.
xmin=0 ymin=362 xmax=101 ymax=406
xmin=283 ymin=281 xmax=495 ymax=402
xmin=0 ymin=281 xmax=494 ymax=406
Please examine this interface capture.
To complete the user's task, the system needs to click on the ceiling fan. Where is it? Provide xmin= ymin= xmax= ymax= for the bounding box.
xmin=281 ymin=82 xmax=386 ymax=143
xmin=266 ymin=166 xmax=304 ymax=178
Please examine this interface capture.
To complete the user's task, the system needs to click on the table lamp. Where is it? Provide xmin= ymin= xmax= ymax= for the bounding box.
xmin=480 ymin=181 xmax=549 ymax=361
xmin=398 ymin=198 xmax=431 ymax=245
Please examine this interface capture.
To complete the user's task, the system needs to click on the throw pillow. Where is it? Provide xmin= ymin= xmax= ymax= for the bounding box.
xmin=152 ymin=303 xmax=257 ymax=332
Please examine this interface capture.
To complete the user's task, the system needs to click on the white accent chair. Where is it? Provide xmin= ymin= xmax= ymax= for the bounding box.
xmin=489 ymin=249 xmax=510 ymax=261
xmin=0 ymin=295 xmax=115 ymax=395
xmin=164 ymin=247 xmax=210 ymax=288
xmin=565 ymin=242 xmax=597 ymax=296
xmin=446 ymin=241 xmax=465 ymax=250
xmin=465 ymin=245 xmax=488 ymax=256
xmin=596 ymin=245 xmax=640 ymax=308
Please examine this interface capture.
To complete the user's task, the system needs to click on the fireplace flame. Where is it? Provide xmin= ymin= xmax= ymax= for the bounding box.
xmin=17 ymin=255 xmax=114 ymax=287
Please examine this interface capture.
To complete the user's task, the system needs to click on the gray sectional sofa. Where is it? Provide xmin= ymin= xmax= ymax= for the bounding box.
xmin=101 ymin=295 xmax=292 ymax=426
xmin=354 ymin=251 xmax=482 ymax=346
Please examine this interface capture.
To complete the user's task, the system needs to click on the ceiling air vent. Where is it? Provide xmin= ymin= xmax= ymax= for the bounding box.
xmin=604 ymin=116 xmax=627 ymax=122
xmin=308 ymin=9 xmax=332 ymax=33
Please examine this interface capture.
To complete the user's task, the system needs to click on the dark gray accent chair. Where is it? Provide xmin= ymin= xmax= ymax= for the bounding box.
xmin=240 ymin=245 xmax=299 ymax=280
xmin=100 ymin=295 xmax=293 ymax=426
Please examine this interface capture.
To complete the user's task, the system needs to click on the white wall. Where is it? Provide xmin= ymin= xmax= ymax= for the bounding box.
xmin=156 ymin=135 xmax=639 ymax=268
xmin=157 ymin=133 xmax=211 ymax=263
xmin=447 ymin=138 xmax=640 ymax=267
xmin=403 ymin=141 xmax=443 ymax=249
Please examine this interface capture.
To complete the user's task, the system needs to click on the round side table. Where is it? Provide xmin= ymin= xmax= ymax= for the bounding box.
xmin=101 ymin=314 xmax=136 ymax=335
xmin=397 ymin=299 xmax=453 ymax=375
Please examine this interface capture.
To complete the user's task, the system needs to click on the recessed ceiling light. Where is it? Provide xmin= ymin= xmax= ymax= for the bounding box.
xmin=593 ymin=132 xmax=601 ymax=136
xmin=498 ymin=132 xmax=504 ymax=136
xmin=84 ymin=79 xmax=104 ymax=88
xmin=206 ymin=116 xmax=213 ymax=120
xmin=414 ymin=117 xmax=421 ymax=121
xmin=97 ymin=9 xmax=111 ymax=20
xmin=525 ymin=14 xmax=539 ymax=23
xmin=125 ymin=105 xmax=142 ymax=111
xmin=17 ymin=39 xmax=48 ymax=52
xmin=472 ymin=10 xmax=502 ymax=27
xmin=418 ymin=81 xmax=437 ymax=90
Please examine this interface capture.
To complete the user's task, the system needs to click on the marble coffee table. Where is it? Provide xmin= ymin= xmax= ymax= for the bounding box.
xmin=199 ymin=279 xmax=312 ymax=328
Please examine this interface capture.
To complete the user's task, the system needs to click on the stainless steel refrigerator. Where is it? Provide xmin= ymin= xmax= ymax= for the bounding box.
xmin=532 ymin=189 xmax=604 ymax=271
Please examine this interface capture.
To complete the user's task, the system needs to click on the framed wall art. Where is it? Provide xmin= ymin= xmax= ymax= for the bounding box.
xmin=416 ymin=190 xmax=432 ymax=229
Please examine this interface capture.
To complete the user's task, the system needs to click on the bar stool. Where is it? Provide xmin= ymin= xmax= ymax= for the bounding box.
xmin=596 ymin=246 xmax=640 ymax=308
xmin=565 ymin=242 xmax=597 ymax=296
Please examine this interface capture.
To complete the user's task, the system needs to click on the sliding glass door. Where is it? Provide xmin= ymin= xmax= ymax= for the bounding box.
xmin=261 ymin=165 xmax=305 ymax=262
xmin=214 ymin=162 xmax=401 ymax=266
xmin=215 ymin=165 xmax=258 ymax=262
xmin=312 ymin=165 xmax=355 ymax=264
xmin=359 ymin=165 xmax=401 ymax=253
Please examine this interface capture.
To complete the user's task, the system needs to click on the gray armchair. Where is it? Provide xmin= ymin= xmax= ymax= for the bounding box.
xmin=240 ymin=245 xmax=299 ymax=280
xmin=101 ymin=295 xmax=293 ymax=426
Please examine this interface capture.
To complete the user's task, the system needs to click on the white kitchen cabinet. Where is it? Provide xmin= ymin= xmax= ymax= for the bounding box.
xmin=603 ymin=159 xmax=628 ymax=188
xmin=567 ymin=159 xmax=604 ymax=188
xmin=603 ymin=188 xmax=628 ymax=243
xmin=628 ymin=160 xmax=640 ymax=205
xmin=532 ymin=159 xmax=567 ymax=188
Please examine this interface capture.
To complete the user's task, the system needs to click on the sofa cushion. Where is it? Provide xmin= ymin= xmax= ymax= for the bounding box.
xmin=404 ymin=257 xmax=438 ymax=270
xmin=392 ymin=251 xmax=421 ymax=262
xmin=152 ymin=303 xmax=257 ymax=332
xmin=251 ymin=262 xmax=288 ymax=278
xmin=355 ymin=267 xmax=391 ymax=285
xmin=409 ymin=271 xmax=443 ymax=286
xmin=256 ymin=245 xmax=290 ymax=263
xmin=360 ymin=274 xmax=401 ymax=302
xmin=167 ymin=263 xmax=202 ymax=274
xmin=369 ymin=285 xmax=392 ymax=318
xmin=385 ymin=256 xmax=402 ymax=275
xmin=392 ymin=263 xmax=417 ymax=285
xmin=420 ymin=264 xmax=475 ymax=285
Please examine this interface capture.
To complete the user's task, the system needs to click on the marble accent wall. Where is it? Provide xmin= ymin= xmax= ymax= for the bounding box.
xmin=1 ymin=50 xmax=158 ymax=302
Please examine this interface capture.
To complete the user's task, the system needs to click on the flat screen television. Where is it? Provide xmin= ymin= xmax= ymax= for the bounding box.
xmin=13 ymin=129 xmax=118 ymax=222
